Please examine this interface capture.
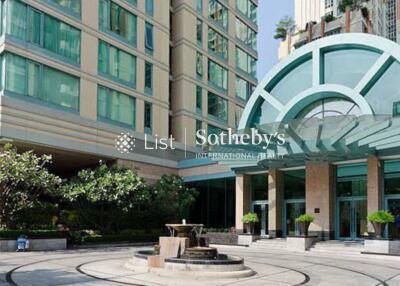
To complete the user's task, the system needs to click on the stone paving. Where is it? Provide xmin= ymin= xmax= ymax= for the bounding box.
xmin=1 ymin=245 xmax=400 ymax=285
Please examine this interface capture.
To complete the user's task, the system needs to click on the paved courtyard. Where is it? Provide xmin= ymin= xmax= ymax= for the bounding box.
xmin=1 ymin=245 xmax=400 ymax=285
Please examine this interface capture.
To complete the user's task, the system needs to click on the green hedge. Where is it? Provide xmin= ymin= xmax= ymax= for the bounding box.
xmin=0 ymin=230 xmax=67 ymax=240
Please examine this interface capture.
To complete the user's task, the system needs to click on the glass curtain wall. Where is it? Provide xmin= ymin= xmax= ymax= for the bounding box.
xmin=187 ymin=177 xmax=235 ymax=228
xmin=208 ymin=92 xmax=228 ymax=123
xmin=208 ymin=0 xmax=228 ymax=29
xmin=49 ymin=0 xmax=81 ymax=15
xmin=236 ymin=47 xmax=256 ymax=77
xmin=251 ymin=174 xmax=268 ymax=235
xmin=208 ymin=27 xmax=228 ymax=60
xmin=208 ymin=60 xmax=228 ymax=90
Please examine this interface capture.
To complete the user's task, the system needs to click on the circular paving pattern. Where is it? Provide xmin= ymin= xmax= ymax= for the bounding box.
xmin=3 ymin=246 xmax=400 ymax=285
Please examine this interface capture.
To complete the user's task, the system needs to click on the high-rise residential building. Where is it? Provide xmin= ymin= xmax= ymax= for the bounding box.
xmin=0 ymin=0 xmax=257 ymax=187
xmin=170 ymin=0 xmax=258 ymax=146
xmin=280 ymin=0 xmax=388 ymax=60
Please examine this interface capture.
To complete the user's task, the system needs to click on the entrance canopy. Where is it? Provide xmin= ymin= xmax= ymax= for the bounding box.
xmin=211 ymin=34 xmax=400 ymax=170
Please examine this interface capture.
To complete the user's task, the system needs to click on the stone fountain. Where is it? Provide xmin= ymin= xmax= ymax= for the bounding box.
xmin=125 ymin=222 xmax=254 ymax=278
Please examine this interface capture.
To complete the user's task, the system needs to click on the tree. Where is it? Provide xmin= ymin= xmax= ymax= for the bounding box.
xmin=0 ymin=144 xmax=61 ymax=228
xmin=274 ymin=16 xmax=295 ymax=40
xmin=150 ymin=174 xmax=198 ymax=224
xmin=63 ymin=163 xmax=147 ymax=234
xmin=338 ymin=0 xmax=365 ymax=13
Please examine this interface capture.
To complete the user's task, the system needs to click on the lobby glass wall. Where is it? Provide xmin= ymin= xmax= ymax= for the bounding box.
xmin=250 ymin=174 xmax=268 ymax=236
xmin=384 ymin=160 xmax=400 ymax=240
xmin=187 ymin=177 xmax=235 ymax=228
xmin=336 ymin=164 xmax=368 ymax=240
xmin=283 ymin=170 xmax=305 ymax=237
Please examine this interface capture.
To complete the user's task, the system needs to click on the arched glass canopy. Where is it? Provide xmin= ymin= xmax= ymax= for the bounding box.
xmin=239 ymin=34 xmax=400 ymax=129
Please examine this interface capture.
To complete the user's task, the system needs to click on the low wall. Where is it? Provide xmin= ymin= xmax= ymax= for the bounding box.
xmin=205 ymin=233 xmax=238 ymax=245
xmin=0 ymin=238 xmax=67 ymax=252
xmin=364 ymin=239 xmax=400 ymax=255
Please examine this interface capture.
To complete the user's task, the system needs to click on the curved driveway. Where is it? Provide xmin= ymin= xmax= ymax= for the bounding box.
xmin=1 ymin=245 xmax=400 ymax=285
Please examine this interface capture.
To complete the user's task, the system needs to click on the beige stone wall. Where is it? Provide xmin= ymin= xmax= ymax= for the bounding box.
xmin=367 ymin=156 xmax=384 ymax=233
xmin=268 ymin=169 xmax=284 ymax=237
xmin=235 ymin=174 xmax=251 ymax=231
xmin=305 ymin=163 xmax=336 ymax=239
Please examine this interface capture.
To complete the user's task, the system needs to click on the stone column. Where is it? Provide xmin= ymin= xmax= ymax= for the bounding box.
xmin=306 ymin=163 xmax=335 ymax=240
xmin=268 ymin=169 xmax=284 ymax=238
xmin=235 ymin=174 xmax=251 ymax=233
xmin=367 ymin=156 xmax=383 ymax=234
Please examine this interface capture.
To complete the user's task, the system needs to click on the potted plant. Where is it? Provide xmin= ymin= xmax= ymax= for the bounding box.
xmin=241 ymin=213 xmax=259 ymax=234
xmin=295 ymin=214 xmax=315 ymax=236
xmin=367 ymin=210 xmax=394 ymax=239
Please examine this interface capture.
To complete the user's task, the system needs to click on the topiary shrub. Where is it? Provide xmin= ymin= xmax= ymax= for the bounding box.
xmin=295 ymin=214 xmax=315 ymax=223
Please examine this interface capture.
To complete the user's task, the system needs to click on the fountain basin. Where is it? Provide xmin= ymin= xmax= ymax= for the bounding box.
xmin=181 ymin=247 xmax=218 ymax=260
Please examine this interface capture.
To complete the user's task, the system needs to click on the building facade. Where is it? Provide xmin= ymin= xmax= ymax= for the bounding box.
xmin=228 ymin=33 xmax=400 ymax=240
xmin=0 ymin=0 xmax=257 ymax=182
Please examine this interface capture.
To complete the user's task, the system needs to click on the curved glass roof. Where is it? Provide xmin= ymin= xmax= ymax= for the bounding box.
xmin=239 ymin=34 xmax=400 ymax=129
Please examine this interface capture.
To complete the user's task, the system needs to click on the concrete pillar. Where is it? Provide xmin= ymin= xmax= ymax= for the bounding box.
xmin=306 ymin=163 xmax=336 ymax=240
xmin=268 ymin=169 xmax=284 ymax=238
xmin=367 ymin=156 xmax=384 ymax=234
xmin=235 ymin=174 xmax=251 ymax=233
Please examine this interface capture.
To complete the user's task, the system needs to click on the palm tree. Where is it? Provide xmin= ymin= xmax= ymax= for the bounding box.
xmin=274 ymin=16 xmax=295 ymax=40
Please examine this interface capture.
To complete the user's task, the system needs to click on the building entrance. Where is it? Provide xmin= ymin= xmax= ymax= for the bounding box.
xmin=284 ymin=200 xmax=305 ymax=236
xmin=252 ymin=203 xmax=268 ymax=236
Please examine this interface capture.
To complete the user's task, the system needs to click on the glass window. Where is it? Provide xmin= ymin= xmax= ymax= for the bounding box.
xmin=337 ymin=178 xmax=367 ymax=197
xmin=251 ymin=174 xmax=268 ymax=201
xmin=296 ymin=98 xmax=362 ymax=119
xmin=208 ymin=59 xmax=228 ymax=90
xmin=144 ymin=102 xmax=152 ymax=134
xmin=208 ymin=0 xmax=228 ymax=29
xmin=236 ymin=0 xmax=257 ymax=23
xmin=208 ymin=27 xmax=228 ymax=60
xmin=269 ymin=58 xmax=312 ymax=104
xmin=324 ymin=49 xmax=381 ymax=88
xmin=98 ymin=40 xmax=136 ymax=87
xmin=145 ymin=22 xmax=154 ymax=53
xmin=145 ymin=61 xmax=153 ymax=95
xmin=196 ymin=86 xmax=202 ymax=113
xmin=5 ymin=0 xmax=81 ymax=63
xmin=125 ymin=0 xmax=137 ymax=6
xmin=145 ymin=0 xmax=153 ymax=16
xmin=235 ymin=105 xmax=244 ymax=127
xmin=236 ymin=18 xmax=256 ymax=50
xmin=4 ymin=53 xmax=80 ymax=111
xmin=208 ymin=124 xmax=226 ymax=136
xmin=365 ymin=61 xmax=400 ymax=115
xmin=99 ymin=0 xmax=137 ymax=45
xmin=196 ymin=120 xmax=202 ymax=133
xmin=49 ymin=0 xmax=81 ymax=15
xmin=236 ymin=47 xmax=256 ymax=77
xmin=208 ymin=91 xmax=228 ymax=122
xmin=98 ymin=85 xmax=136 ymax=127
xmin=197 ymin=19 xmax=202 ymax=46
xmin=394 ymin=101 xmax=400 ymax=117
xmin=196 ymin=52 xmax=203 ymax=78
xmin=197 ymin=0 xmax=202 ymax=13
xmin=236 ymin=76 xmax=252 ymax=100
xmin=284 ymin=170 xmax=305 ymax=200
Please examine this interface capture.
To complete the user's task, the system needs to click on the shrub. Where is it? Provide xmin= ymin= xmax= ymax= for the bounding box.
xmin=367 ymin=210 xmax=395 ymax=224
xmin=295 ymin=214 xmax=315 ymax=223
xmin=242 ymin=213 xmax=259 ymax=223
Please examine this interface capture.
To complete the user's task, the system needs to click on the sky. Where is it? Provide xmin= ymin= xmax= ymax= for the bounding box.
xmin=257 ymin=0 xmax=294 ymax=80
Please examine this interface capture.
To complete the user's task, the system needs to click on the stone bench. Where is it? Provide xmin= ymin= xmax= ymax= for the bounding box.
xmin=0 ymin=238 xmax=67 ymax=252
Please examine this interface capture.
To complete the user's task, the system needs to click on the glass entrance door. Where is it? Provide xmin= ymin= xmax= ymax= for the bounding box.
xmin=284 ymin=200 xmax=305 ymax=237
xmin=385 ymin=197 xmax=400 ymax=240
xmin=337 ymin=198 xmax=367 ymax=240
xmin=252 ymin=203 xmax=268 ymax=236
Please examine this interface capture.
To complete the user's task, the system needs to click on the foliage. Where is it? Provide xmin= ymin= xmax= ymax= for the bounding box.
xmin=62 ymin=163 xmax=147 ymax=234
xmin=367 ymin=210 xmax=395 ymax=224
xmin=0 ymin=144 xmax=62 ymax=228
xmin=324 ymin=14 xmax=336 ymax=23
xmin=295 ymin=214 xmax=315 ymax=223
xmin=0 ymin=229 xmax=67 ymax=239
xmin=338 ymin=0 xmax=367 ymax=13
xmin=148 ymin=174 xmax=198 ymax=225
xmin=242 ymin=213 xmax=259 ymax=223
xmin=274 ymin=16 xmax=295 ymax=40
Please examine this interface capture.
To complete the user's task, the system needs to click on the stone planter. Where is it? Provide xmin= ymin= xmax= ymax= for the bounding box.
xmin=204 ymin=233 xmax=238 ymax=245
xmin=244 ymin=222 xmax=255 ymax=234
xmin=238 ymin=234 xmax=259 ymax=246
xmin=298 ymin=221 xmax=311 ymax=236
xmin=371 ymin=222 xmax=387 ymax=239
xmin=0 ymin=238 xmax=67 ymax=252
xmin=287 ymin=236 xmax=318 ymax=251
xmin=364 ymin=239 xmax=400 ymax=255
